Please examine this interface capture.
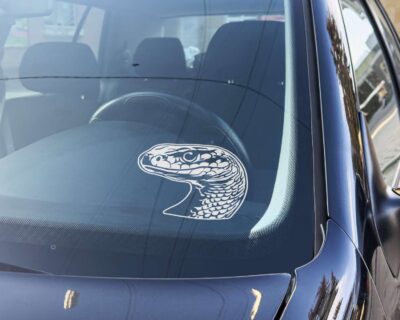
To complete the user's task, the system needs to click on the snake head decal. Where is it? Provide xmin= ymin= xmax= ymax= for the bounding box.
xmin=138 ymin=144 xmax=248 ymax=220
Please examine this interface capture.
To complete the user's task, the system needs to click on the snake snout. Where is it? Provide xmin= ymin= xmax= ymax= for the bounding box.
xmin=138 ymin=152 xmax=151 ymax=167
xmin=138 ymin=151 xmax=175 ymax=176
xmin=138 ymin=152 xmax=162 ymax=170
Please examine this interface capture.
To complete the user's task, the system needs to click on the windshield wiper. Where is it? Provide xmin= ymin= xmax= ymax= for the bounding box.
xmin=0 ymin=262 xmax=46 ymax=274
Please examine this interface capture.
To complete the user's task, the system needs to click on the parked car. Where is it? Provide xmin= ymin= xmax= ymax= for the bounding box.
xmin=0 ymin=0 xmax=400 ymax=318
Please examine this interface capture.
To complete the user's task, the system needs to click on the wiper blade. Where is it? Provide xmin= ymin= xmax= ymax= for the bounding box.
xmin=0 ymin=262 xmax=46 ymax=274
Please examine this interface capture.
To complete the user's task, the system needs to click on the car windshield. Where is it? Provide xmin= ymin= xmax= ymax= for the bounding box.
xmin=0 ymin=0 xmax=314 ymax=278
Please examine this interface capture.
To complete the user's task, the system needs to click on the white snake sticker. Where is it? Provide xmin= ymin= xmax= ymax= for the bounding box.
xmin=138 ymin=144 xmax=248 ymax=220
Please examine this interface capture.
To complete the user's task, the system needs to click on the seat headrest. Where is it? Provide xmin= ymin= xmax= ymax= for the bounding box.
xmin=132 ymin=38 xmax=187 ymax=78
xmin=20 ymin=42 xmax=100 ymax=97
xmin=200 ymin=21 xmax=285 ymax=88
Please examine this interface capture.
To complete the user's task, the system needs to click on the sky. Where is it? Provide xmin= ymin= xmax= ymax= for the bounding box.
xmin=342 ymin=8 xmax=375 ymax=67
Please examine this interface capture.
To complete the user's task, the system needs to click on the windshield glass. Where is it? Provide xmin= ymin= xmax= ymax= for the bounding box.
xmin=0 ymin=0 xmax=314 ymax=278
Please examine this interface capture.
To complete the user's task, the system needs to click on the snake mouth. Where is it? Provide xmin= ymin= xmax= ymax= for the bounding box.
xmin=140 ymin=163 xmax=213 ymax=176
xmin=140 ymin=163 xmax=180 ymax=175
xmin=139 ymin=153 xmax=215 ymax=176
xmin=138 ymin=155 xmax=189 ymax=177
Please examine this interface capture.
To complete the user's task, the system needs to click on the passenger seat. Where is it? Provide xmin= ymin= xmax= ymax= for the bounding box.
xmin=2 ymin=42 xmax=100 ymax=151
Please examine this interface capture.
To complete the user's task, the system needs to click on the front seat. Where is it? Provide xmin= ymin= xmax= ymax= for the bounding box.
xmin=195 ymin=21 xmax=286 ymax=120
xmin=2 ymin=42 xmax=100 ymax=152
xmin=192 ymin=21 xmax=286 ymax=168
xmin=116 ymin=37 xmax=190 ymax=98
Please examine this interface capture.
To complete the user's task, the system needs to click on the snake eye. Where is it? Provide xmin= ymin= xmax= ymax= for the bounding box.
xmin=154 ymin=156 xmax=163 ymax=162
xmin=183 ymin=152 xmax=198 ymax=163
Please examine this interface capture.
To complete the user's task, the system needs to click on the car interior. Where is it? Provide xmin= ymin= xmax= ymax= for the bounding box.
xmin=0 ymin=0 xmax=315 ymax=278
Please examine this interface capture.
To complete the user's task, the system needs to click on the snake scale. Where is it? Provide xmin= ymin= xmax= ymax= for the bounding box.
xmin=138 ymin=144 xmax=248 ymax=220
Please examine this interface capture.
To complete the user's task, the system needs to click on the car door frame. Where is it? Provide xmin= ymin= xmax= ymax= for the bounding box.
xmin=338 ymin=0 xmax=400 ymax=316
xmin=281 ymin=0 xmax=389 ymax=316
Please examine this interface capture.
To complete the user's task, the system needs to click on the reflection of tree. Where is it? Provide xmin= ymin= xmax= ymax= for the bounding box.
xmin=308 ymin=273 xmax=340 ymax=319
xmin=326 ymin=14 xmax=364 ymax=174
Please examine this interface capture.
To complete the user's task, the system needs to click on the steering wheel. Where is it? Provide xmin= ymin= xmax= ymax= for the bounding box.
xmin=90 ymin=92 xmax=250 ymax=165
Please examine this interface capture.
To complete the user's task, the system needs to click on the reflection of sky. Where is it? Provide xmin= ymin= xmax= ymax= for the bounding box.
xmin=342 ymin=8 xmax=373 ymax=67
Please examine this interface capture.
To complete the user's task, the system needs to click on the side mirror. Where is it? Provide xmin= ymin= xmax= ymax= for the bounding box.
xmin=361 ymin=113 xmax=400 ymax=277
xmin=0 ymin=0 xmax=53 ymax=18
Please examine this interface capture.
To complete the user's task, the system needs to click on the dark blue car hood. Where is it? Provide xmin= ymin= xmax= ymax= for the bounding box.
xmin=0 ymin=271 xmax=290 ymax=319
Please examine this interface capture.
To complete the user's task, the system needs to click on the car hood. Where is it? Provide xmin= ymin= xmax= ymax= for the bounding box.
xmin=0 ymin=271 xmax=290 ymax=319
